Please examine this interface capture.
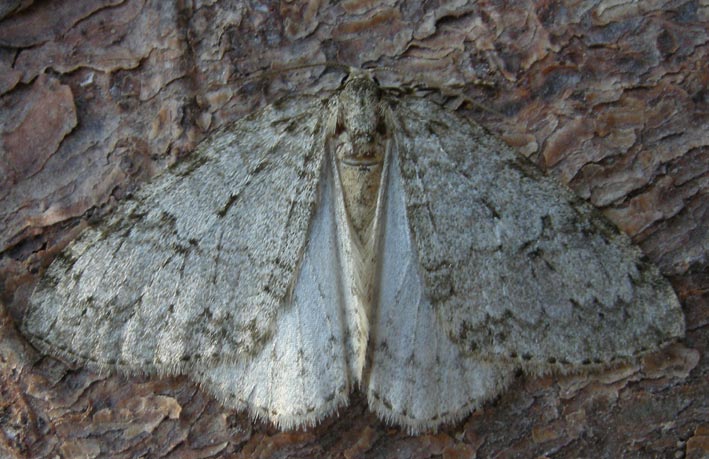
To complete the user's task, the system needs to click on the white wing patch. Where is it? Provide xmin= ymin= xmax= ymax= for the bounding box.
xmin=198 ymin=158 xmax=352 ymax=429
xmin=367 ymin=147 xmax=513 ymax=432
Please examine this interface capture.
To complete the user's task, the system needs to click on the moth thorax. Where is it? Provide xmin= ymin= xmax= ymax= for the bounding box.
xmin=332 ymin=75 xmax=389 ymax=246
xmin=337 ymin=147 xmax=384 ymax=246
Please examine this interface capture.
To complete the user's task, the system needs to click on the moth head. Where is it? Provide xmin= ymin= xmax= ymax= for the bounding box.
xmin=336 ymin=72 xmax=387 ymax=166
xmin=341 ymin=71 xmax=381 ymax=100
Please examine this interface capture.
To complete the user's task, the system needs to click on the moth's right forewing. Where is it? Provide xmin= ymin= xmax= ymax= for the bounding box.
xmin=199 ymin=150 xmax=353 ymax=429
xmin=23 ymin=95 xmax=328 ymax=373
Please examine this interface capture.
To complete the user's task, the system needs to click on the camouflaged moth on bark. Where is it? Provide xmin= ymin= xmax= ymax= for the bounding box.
xmin=23 ymin=69 xmax=685 ymax=434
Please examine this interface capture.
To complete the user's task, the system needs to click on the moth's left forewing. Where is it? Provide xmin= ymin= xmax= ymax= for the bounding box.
xmin=364 ymin=99 xmax=515 ymax=434
xmin=387 ymin=93 xmax=684 ymax=371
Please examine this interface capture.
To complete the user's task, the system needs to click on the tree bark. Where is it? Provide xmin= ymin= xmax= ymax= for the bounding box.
xmin=0 ymin=1 xmax=706 ymax=458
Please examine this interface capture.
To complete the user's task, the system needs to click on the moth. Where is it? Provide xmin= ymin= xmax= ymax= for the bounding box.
xmin=22 ymin=69 xmax=685 ymax=433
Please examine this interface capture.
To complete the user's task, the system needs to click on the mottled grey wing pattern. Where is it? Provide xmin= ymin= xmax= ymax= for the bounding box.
xmin=390 ymin=96 xmax=685 ymax=367
xmin=20 ymin=71 xmax=686 ymax=434
xmin=367 ymin=145 xmax=514 ymax=433
xmin=23 ymin=95 xmax=327 ymax=373
xmin=199 ymin=155 xmax=352 ymax=429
